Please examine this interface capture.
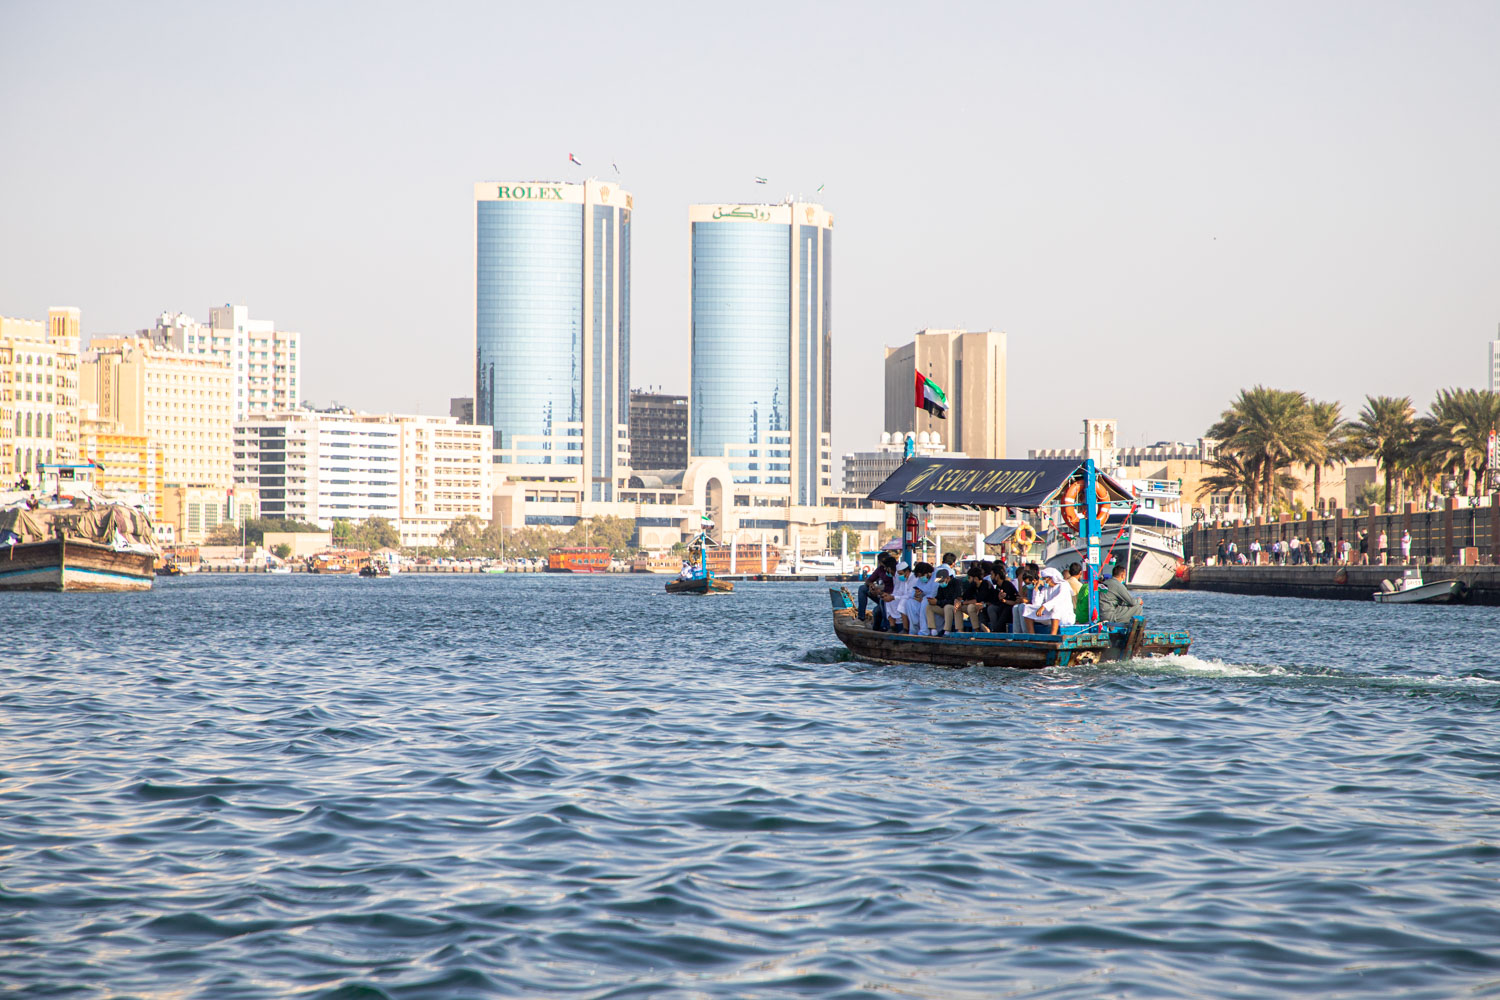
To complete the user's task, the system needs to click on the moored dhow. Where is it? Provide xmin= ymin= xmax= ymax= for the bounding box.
xmin=1 ymin=491 xmax=159 ymax=592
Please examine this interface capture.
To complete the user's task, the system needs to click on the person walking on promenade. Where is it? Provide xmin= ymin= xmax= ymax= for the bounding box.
xmin=1377 ymin=529 xmax=1388 ymax=566
xmin=1249 ymin=539 xmax=1261 ymax=564
xmin=1401 ymin=529 xmax=1412 ymax=564
xmin=1216 ymin=539 xmax=1228 ymax=566
xmin=1313 ymin=537 xmax=1325 ymax=564
xmin=1339 ymin=537 xmax=1351 ymax=565
xmin=1358 ymin=531 xmax=1368 ymax=565
xmin=1289 ymin=535 xmax=1301 ymax=565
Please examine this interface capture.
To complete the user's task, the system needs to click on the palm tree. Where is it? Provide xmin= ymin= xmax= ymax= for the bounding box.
xmin=1196 ymin=451 xmax=1260 ymax=514
xmin=1429 ymin=387 xmax=1500 ymax=494
xmin=1207 ymin=386 xmax=1316 ymax=515
xmin=1348 ymin=395 xmax=1416 ymax=508
xmin=1306 ymin=399 xmax=1352 ymax=515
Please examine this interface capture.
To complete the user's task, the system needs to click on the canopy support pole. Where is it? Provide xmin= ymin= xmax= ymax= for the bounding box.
xmin=1084 ymin=459 xmax=1101 ymax=624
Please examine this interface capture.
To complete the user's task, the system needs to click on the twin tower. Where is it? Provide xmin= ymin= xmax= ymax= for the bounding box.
xmin=474 ymin=181 xmax=833 ymax=506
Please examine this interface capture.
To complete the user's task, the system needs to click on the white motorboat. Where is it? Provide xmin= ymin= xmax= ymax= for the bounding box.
xmin=1042 ymin=478 xmax=1185 ymax=590
xmin=1373 ymin=570 xmax=1468 ymax=604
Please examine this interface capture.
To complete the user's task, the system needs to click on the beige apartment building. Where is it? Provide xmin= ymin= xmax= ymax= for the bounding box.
xmin=0 ymin=307 xmax=82 ymax=481
xmin=884 ymin=329 xmax=1007 ymax=461
xmin=78 ymin=411 xmax=163 ymax=508
xmin=148 ymin=305 xmax=302 ymax=421
xmin=81 ymin=337 xmax=235 ymax=502
xmin=397 ymin=417 xmax=493 ymax=548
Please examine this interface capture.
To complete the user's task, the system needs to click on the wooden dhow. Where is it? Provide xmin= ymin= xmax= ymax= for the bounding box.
xmin=842 ymin=456 xmax=1192 ymax=669
xmin=0 ymin=497 xmax=159 ymax=592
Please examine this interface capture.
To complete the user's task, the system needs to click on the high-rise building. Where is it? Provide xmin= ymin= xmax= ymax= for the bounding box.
xmin=1 ymin=307 xmax=82 ymax=480
xmin=449 ymin=397 xmax=474 ymax=424
xmin=628 ymin=390 xmax=688 ymax=471
xmin=147 ymin=305 xmax=302 ymax=421
xmin=474 ymin=180 xmax=632 ymax=502
xmin=1488 ymin=325 xmax=1500 ymax=392
xmin=689 ymin=200 xmax=833 ymax=505
xmin=234 ymin=409 xmax=492 ymax=547
xmin=884 ymin=329 xmax=1007 ymax=460
xmin=81 ymin=336 xmax=234 ymax=497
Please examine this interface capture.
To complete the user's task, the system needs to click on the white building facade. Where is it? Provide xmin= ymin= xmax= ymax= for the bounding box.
xmin=235 ymin=409 xmax=491 ymax=547
xmin=148 ymin=305 xmax=301 ymax=421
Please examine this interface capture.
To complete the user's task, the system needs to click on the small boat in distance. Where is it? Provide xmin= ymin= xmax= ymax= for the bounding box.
xmin=666 ymin=526 xmax=734 ymax=595
xmin=547 ymin=547 xmax=611 ymax=573
xmin=1373 ymin=570 xmax=1469 ymax=604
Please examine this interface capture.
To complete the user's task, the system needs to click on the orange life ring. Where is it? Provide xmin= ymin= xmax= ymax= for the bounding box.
xmin=1059 ymin=479 xmax=1109 ymax=530
xmin=1013 ymin=524 xmax=1037 ymax=548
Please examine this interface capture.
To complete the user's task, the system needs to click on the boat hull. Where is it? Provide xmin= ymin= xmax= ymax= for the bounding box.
xmin=0 ymin=539 xmax=155 ymax=592
xmin=1372 ymin=580 xmax=1468 ymax=604
xmin=1045 ymin=529 xmax=1182 ymax=590
xmin=665 ymin=576 xmax=734 ymax=595
xmin=828 ymin=589 xmax=1188 ymax=668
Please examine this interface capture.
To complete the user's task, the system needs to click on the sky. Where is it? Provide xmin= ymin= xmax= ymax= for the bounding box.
xmin=2 ymin=0 xmax=1498 ymax=462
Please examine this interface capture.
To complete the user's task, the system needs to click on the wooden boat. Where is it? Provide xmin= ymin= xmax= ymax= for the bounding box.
xmin=157 ymin=557 xmax=184 ymax=577
xmin=358 ymin=560 xmax=391 ymax=578
xmin=0 ymin=497 xmax=159 ymax=592
xmin=547 ymin=546 xmax=611 ymax=572
xmin=830 ymin=588 xmax=1187 ymax=668
xmin=842 ymin=456 xmax=1192 ymax=668
xmin=666 ymin=528 xmax=734 ymax=594
xmin=666 ymin=575 xmax=734 ymax=595
xmin=0 ymin=537 xmax=155 ymax=592
xmin=1372 ymin=571 xmax=1469 ymax=604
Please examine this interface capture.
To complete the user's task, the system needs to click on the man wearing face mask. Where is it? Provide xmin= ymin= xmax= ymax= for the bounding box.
xmin=886 ymin=561 xmax=915 ymax=633
xmin=904 ymin=561 xmax=940 ymax=636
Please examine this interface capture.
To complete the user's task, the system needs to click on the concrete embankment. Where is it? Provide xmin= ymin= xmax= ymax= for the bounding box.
xmin=1186 ymin=564 xmax=1500 ymax=604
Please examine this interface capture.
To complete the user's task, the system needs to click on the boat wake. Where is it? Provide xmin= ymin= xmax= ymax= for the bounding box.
xmin=1083 ymin=652 xmax=1500 ymax=693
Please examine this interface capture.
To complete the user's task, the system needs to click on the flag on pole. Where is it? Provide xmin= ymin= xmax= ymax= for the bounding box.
xmin=754 ymin=176 xmax=768 ymax=184
xmin=816 ymin=183 xmax=825 ymax=192
xmin=700 ymin=513 xmax=714 ymax=526
xmin=568 ymin=153 xmax=583 ymax=166
xmin=915 ymin=371 xmax=948 ymax=418
xmin=612 ymin=161 xmax=620 ymax=174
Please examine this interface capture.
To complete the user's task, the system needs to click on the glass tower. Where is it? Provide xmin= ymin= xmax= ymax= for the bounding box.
xmin=475 ymin=181 xmax=631 ymax=501
xmin=690 ymin=202 xmax=832 ymax=505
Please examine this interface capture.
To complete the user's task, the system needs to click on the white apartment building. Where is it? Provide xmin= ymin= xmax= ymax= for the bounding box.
xmin=235 ymin=409 xmax=491 ymax=547
xmin=148 ymin=305 xmax=301 ymax=421
xmin=0 ymin=307 xmax=81 ymax=481
xmin=81 ymin=336 xmax=234 ymax=494
xmin=1489 ymin=325 xmax=1500 ymax=392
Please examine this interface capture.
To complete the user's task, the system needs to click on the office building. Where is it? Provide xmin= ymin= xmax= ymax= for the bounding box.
xmin=474 ymin=179 xmax=631 ymax=502
xmin=689 ymin=200 xmax=833 ymax=506
xmin=884 ymin=329 xmax=1006 ymax=460
xmin=81 ymin=337 xmax=235 ymax=498
xmin=628 ymin=390 xmax=688 ymax=471
xmin=449 ymin=397 xmax=474 ymax=424
xmin=1489 ymin=325 xmax=1500 ymax=392
xmin=0 ymin=307 xmax=81 ymax=480
xmin=841 ymin=432 xmax=963 ymax=496
xmin=235 ymin=409 xmax=491 ymax=547
xmin=147 ymin=305 xmax=301 ymax=421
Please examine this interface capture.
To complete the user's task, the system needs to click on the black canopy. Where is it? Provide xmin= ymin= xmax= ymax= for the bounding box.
xmin=867 ymin=458 xmax=1132 ymax=510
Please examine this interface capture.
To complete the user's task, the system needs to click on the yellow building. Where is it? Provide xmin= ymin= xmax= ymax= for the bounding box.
xmin=161 ymin=484 xmax=260 ymax=546
xmin=0 ymin=307 xmax=83 ymax=481
xmin=81 ymin=336 xmax=234 ymax=491
xmin=79 ymin=414 xmax=163 ymax=511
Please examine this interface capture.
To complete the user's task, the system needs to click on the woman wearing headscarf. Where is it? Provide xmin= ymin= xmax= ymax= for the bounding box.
xmin=1023 ymin=567 xmax=1075 ymax=634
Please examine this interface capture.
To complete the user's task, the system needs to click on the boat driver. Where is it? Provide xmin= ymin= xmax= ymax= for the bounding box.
xmin=1097 ymin=562 xmax=1144 ymax=622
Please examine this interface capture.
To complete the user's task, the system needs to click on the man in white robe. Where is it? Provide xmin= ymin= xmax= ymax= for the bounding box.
xmin=1023 ymin=567 xmax=1075 ymax=634
xmin=886 ymin=562 xmax=915 ymax=633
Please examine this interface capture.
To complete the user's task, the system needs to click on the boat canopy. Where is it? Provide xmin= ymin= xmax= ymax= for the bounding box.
xmin=867 ymin=458 xmax=1133 ymax=510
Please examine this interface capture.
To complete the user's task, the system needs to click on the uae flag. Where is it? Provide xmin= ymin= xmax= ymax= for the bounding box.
xmin=915 ymin=372 xmax=948 ymax=418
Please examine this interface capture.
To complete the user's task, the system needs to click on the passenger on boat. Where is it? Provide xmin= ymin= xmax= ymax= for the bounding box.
xmin=959 ymin=564 xmax=987 ymax=632
xmin=886 ymin=561 xmax=915 ymax=633
xmin=857 ymin=553 xmax=896 ymax=629
xmin=678 ymin=561 xmax=695 ymax=580
xmin=1023 ymin=567 xmax=1075 ymax=635
xmin=924 ymin=565 xmax=964 ymax=636
xmin=903 ymin=562 xmax=941 ymax=636
xmin=1098 ymin=562 xmax=1144 ymax=622
xmin=1066 ymin=562 xmax=1089 ymax=623
xmin=991 ymin=562 xmax=1023 ymax=632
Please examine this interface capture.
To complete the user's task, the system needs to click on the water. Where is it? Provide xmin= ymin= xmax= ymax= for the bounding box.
xmin=3 ymin=575 xmax=1498 ymax=999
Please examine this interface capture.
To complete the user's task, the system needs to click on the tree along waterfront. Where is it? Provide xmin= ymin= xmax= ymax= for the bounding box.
xmin=1202 ymin=386 xmax=1500 ymax=515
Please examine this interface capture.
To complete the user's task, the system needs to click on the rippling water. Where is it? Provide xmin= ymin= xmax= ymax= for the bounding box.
xmin=3 ymin=575 xmax=1498 ymax=998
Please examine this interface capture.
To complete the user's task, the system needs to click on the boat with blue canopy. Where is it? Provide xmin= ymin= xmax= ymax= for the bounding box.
xmin=829 ymin=457 xmax=1190 ymax=668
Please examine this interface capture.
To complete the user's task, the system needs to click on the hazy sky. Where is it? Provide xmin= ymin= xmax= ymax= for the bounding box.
xmin=3 ymin=0 xmax=1498 ymax=461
